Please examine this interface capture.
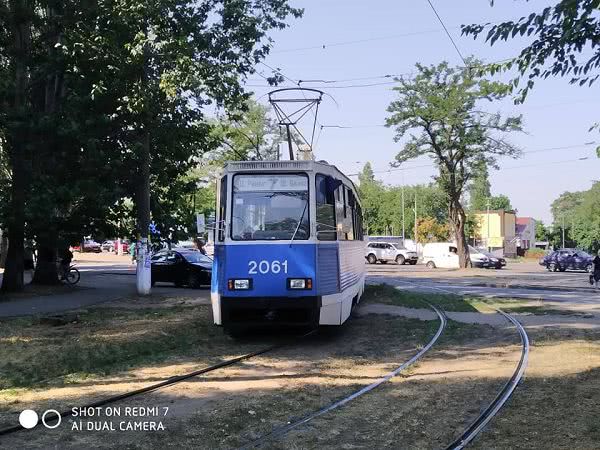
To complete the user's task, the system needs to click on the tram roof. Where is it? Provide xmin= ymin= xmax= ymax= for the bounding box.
xmin=223 ymin=160 xmax=357 ymax=192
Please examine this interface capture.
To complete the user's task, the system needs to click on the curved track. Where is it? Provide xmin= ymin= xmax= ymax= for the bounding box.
xmin=0 ymin=331 xmax=315 ymax=437
xmin=239 ymin=303 xmax=447 ymax=449
xmin=444 ymin=309 xmax=530 ymax=450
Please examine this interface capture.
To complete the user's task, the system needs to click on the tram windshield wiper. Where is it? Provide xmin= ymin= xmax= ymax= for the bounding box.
xmin=289 ymin=200 xmax=309 ymax=247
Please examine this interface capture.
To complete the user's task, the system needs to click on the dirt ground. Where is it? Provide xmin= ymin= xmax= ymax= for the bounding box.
xmin=2 ymin=285 xmax=600 ymax=449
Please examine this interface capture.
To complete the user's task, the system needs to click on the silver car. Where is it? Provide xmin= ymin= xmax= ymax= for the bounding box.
xmin=365 ymin=242 xmax=418 ymax=265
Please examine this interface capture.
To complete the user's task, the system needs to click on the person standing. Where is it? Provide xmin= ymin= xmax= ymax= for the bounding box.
xmin=592 ymin=250 xmax=600 ymax=290
xmin=129 ymin=241 xmax=136 ymax=265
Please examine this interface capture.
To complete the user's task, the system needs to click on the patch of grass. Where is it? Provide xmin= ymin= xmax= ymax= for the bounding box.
xmin=364 ymin=284 xmax=585 ymax=317
xmin=467 ymin=297 xmax=584 ymax=316
xmin=0 ymin=305 xmax=264 ymax=391
xmin=363 ymin=284 xmax=479 ymax=312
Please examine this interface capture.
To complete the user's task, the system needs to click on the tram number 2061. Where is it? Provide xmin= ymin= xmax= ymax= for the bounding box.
xmin=248 ymin=260 xmax=288 ymax=275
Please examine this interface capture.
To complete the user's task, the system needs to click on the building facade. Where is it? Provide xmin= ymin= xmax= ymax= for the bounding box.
xmin=515 ymin=217 xmax=536 ymax=255
xmin=473 ymin=210 xmax=517 ymax=257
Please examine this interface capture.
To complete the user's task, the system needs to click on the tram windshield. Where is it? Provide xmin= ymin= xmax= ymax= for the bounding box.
xmin=231 ymin=174 xmax=310 ymax=241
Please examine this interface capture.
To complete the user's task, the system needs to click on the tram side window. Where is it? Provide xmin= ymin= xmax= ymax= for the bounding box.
xmin=346 ymin=188 xmax=355 ymax=240
xmin=355 ymin=204 xmax=364 ymax=240
xmin=218 ymin=176 xmax=227 ymax=242
xmin=316 ymin=174 xmax=337 ymax=241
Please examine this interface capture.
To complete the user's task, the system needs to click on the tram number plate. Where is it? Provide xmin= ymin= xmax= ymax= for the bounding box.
xmin=248 ymin=260 xmax=288 ymax=275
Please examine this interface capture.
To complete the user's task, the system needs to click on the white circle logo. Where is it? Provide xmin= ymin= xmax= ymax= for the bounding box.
xmin=19 ymin=409 xmax=39 ymax=429
xmin=42 ymin=409 xmax=62 ymax=429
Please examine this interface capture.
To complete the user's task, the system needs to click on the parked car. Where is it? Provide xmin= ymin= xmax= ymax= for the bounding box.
xmin=151 ymin=249 xmax=212 ymax=288
xmin=113 ymin=239 xmax=130 ymax=254
xmin=539 ymin=248 xmax=593 ymax=272
xmin=72 ymin=240 xmax=102 ymax=253
xmin=422 ymin=243 xmax=490 ymax=269
xmin=365 ymin=241 xmax=418 ymax=265
xmin=101 ymin=240 xmax=115 ymax=252
xmin=477 ymin=249 xmax=507 ymax=269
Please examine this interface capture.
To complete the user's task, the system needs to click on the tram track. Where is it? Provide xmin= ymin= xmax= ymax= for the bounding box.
xmin=238 ymin=302 xmax=448 ymax=449
xmin=444 ymin=309 xmax=529 ymax=450
xmin=0 ymin=330 xmax=316 ymax=438
xmin=387 ymin=279 xmax=530 ymax=449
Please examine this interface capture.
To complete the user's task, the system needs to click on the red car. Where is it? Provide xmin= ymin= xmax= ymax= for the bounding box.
xmin=113 ymin=240 xmax=130 ymax=254
xmin=72 ymin=240 xmax=102 ymax=253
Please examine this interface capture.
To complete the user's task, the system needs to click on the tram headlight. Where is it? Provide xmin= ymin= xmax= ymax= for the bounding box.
xmin=288 ymin=278 xmax=312 ymax=290
xmin=228 ymin=279 xmax=252 ymax=290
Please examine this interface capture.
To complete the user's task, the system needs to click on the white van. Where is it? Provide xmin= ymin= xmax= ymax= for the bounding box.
xmin=422 ymin=243 xmax=489 ymax=269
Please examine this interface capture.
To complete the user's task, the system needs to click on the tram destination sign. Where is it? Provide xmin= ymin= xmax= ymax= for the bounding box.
xmin=234 ymin=174 xmax=308 ymax=192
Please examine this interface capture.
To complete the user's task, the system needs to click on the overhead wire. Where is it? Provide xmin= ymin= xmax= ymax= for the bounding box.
xmin=424 ymin=0 xmax=467 ymax=65
xmin=345 ymin=141 xmax=598 ymax=176
xmin=270 ymin=27 xmax=452 ymax=54
xmin=258 ymin=61 xmax=325 ymax=153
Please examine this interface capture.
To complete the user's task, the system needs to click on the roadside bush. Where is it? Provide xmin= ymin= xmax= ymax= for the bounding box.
xmin=524 ymin=248 xmax=546 ymax=259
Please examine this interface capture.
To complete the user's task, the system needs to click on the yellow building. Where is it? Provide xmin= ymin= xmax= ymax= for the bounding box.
xmin=473 ymin=210 xmax=517 ymax=257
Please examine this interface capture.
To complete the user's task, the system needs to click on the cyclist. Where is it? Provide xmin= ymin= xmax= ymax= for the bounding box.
xmin=59 ymin=247 xmax=73 ymax=279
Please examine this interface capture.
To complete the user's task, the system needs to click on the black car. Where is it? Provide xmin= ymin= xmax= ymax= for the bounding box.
xmin=539 ymin=248 xmax=593 ymax=273
xmin=151 ymin=249 xmax=212 ymax=288
xmin=479 ymin=250 xmax=507 ymax=269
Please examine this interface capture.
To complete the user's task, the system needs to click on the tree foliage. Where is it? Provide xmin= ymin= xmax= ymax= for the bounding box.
xmin=386 ymin=60 xmax=523 ymax=267
xmin=415 ymin=217 xmax=449 ymax=243
xmin=468 ymin=163 xmax=514 ymax=211
xmin=463 ymin=0 xmax=600 ymax=157
xmin=209 ymin=100 xmax=284 ymax=162
xmin=550 ymin=184 xmax=600 ymax=252
xmin=357 ymin=163 xmax=448 ymax=238
xmin=551 ymin=190 xmax=585 ymax=226
xmin=0 ymin=0 xmax=302 ymax=291
xmin=463 ymin=0 xmax=600 ymax=98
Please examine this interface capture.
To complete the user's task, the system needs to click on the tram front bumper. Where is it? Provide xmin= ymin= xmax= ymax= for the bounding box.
xmin=221 ymin=296 xmax=321 ymax=329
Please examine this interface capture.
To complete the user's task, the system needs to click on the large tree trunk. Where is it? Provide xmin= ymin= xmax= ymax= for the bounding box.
xmin=2 ymin=4 xmax=31 ymax=293
xmin=32 ymin=231 xmax=60 ymax=285
xmin=0 ymin=229 xmax=8 ymax=268
xmin=135 ymin=32 xmax=152 ymax=295
xmin=29 ymin=3 xmax=65 ymax=286
xmin=449 ymin=198 xmax=471 ymax=269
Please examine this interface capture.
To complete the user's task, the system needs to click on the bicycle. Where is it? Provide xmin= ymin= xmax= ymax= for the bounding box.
xmin=59 ymin=264 xmax=81 ymax=285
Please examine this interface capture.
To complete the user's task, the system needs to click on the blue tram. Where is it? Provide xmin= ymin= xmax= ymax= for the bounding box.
xmin=210 ymin=160 xmax=365 ymax=331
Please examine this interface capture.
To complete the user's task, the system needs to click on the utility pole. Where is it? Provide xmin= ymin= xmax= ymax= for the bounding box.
xmin=561 ymin=215 xmax=565 ymax=248
xmin=284 ymin=124 xmax=294 ymax=160
xmin=136 ymin=23 xmax=152 ymax=295
xmin=486 ymin=197 xmax=491 ymax=252
xmin=401 ymin=184 xmax=405 ymax=244
xmin=414 ymin=191 xmax=418 ymax=247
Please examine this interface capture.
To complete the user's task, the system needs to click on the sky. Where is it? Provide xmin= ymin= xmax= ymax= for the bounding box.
xmin=243 ymin=0 xmax=600 ymax=224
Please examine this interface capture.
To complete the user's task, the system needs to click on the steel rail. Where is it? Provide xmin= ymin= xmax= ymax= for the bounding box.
xmin=239 ymin=303 xmax=447 ymax=449
xmin=444 ymin=309 xmax=529 ymax=449
xmin=0 ymin=330 xmax=316 ymax=437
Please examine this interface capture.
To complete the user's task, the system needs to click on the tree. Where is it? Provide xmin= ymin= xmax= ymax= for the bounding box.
xmin=357 ymin=164 xmax=385 ymax=235
xmin=469 ymin=163 xmax=513 ymax=211
xmin=0 ymin=0 xmax=303 ymax=292
xmin=535 ymin=220 xmax=550 ymax=242
xmin=463 ymin=1 xmax=600 ymax=100
xmin=572 ymin=182 xmax=600 ymax=252
xmin=210 ymin=100 xmax=284 ymax=162
xmin=489 ymin=195 xmax=513 ymax=211
xmin=386 ymin=61 xmax=523 ymax=268
xmin=469 ymin=163 xmax=491 ymax=210
xmin=358 ymin=162 xmax=375 ymax=185
xmin=415 ymin=217 xmax=449 ymax=243
xmin=551 ymin=191 xmax=584 ymax=227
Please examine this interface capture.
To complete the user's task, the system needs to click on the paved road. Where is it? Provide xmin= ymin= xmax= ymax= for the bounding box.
xmin=0 ymin=263 xmax=205 ymax=318
xmin=1 ymin=257 xmax=597 ymax=317
xmin=368 ymin=274 xmax=600 ymax=304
